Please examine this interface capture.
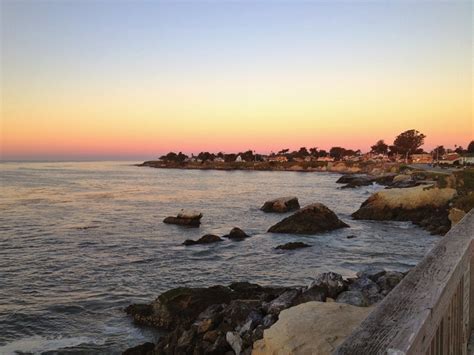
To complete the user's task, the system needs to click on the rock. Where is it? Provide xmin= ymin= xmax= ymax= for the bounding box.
xmin=122 ymin=342 xmax=155 ymax=355
xmin=203 ymin=330 xmax=220 ymax=343
xmin=336 ymin=290 xmax=369 ymax=307
xmin=126 ymin=286 xmax=233 ymax=329
xmin=183 ymin=234 xmax=223 ymax=246
xmin=220 ymin=300 xmax=261 ymax=329
xmin=262 ymin=314 xmax=278 ymax=328
xmin=275 ymin=242 xmax=311 ymax=250
xmin=376 ymin=271 xmax=404 ymax=295
xmin=336 ymin=174 xmax=367 ymax=184
xmin=226 ymin=331 xmax=243 ymax=355
xmin=340 ymin=176 xmax=374 ymax=189
xmin=392 ymin=174 xmax=412 ymax=184
xmin=268 ymin=203 xmax=349 ymax=234
xmin=356 ymin=267 xmax=386 ymax=282
xmin=308 ymin=272 xmax=347 ymax=299
xmin=263 ymin=289 xmax=301 ymax=315
xmin=346 ymin=235 xmax=357 ymax=239
xmin=293 ymin=285 xmax=327 ymax=305
xmin=252 ymin=302 xmax=372 ymax=355
xmin=352 ymin=186 xmax=456 ymax=235
xmin=261 ymin=197 xmax=300 ymax=213
xmin=449 ymin=208 xmax=466 ymax=226
xmin=164 ymin=210 xmax=203 ymax=227
xmin=228 ymin=282 xmax=288 ymax=302
xmin=338 ymin=174 xmax=396 ymax=189
xmin=348 ymin=277 xmax=380 ymax=305
xmin=223 ymin=227 xmax=251 ymax=240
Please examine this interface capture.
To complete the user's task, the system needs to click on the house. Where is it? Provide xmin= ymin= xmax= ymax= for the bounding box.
xmin=317 ymin=156 xmax=334 ymax=162
xmin=268 ymin=155 xmax=288 ymax=162
xmin=214 ymin=157 xmax=225 ymax=163
xmin=460 ymin=156 xmax=474 ymax=165
xmin=235 ymin=155 xmax=243 ymax=162
xmin=439 ymin=153 xmax=461 ymax=165
xmin=411 ymin=153 xmax=433 ymax=164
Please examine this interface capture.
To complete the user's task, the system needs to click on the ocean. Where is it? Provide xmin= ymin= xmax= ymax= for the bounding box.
xmin=0 ymin=161 xmax=440 ymax=354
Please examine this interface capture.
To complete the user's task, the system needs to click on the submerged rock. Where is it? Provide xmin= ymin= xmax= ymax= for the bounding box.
xmin=260 ymin=197 xmax=300 ymax=213
xmin=163 ymin=210 xmax=203 ymax=227
xmin=275 ymin=242 xmax=311 ymax=250
xmin=222 ymin=227 xmax=251 ymax=240
xmin=337 ymin=174 xmax=396 ymax=189
xmin=268 ymin=203 xmax=349 ymax=234
xmin=183 ymin=234 xmax=223 ymax=246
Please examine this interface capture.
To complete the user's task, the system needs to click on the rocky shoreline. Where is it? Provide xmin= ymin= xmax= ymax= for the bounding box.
xmin=124 ymin=269 xmax=405 ymax=355
xmin=138 ymin=160 xmax=398 ymax=175
xmin=125 ymin=164 xmax=473 ymax=354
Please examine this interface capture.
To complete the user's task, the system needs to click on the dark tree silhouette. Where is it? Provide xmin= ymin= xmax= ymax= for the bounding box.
xmin=392 ymin=129 xmax=426 ymax=161
xmin=468 ymin=141 xmax=474 ymax=154
xmin=370 ymin=140 xmax=389 ymax=155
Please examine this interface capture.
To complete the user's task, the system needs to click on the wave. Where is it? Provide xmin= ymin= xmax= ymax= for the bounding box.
xmin=0 ymin=335 xmax=104 ymax=355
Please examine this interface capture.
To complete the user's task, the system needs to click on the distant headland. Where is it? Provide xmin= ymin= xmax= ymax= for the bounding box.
xmin=139 ymin=130 xmax=474 ymax=173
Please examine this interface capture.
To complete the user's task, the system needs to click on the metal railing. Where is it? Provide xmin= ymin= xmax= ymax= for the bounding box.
xmin=335 ymin=209 xmax=474 ymax=355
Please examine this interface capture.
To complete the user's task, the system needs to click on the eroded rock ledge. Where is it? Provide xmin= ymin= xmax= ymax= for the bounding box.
xmin=352 ymin=185 xmax=457 ymax=235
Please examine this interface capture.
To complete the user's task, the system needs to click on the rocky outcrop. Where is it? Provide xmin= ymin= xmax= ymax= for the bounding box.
xmin=252 ymin=301 xmax=372 ymax=355
xmin=275 ymin=242 xmax=311 ymax=250
xmin=352 ymin=185 xmax=457 ymax=235
xmin=261 ymin=197 xmax=300 ymax=213
xmin=163 ymin=210 xmax=203 ymax=227
xmin=124 ymin=269 xmax=406 ymax=354
xmin=222 ymin=227 xmax=251 ymax=240
xmin=183 ymin=234 xmax=223 ymax=246
xmin=268 ymin=203 xmax=349 ymax=234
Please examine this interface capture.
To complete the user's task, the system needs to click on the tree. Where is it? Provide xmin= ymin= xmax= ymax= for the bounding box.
xmin=309 ymin=147 xmax=319 ymax=156
xmin=159 ymin=152 xmax=178 ymax=162
xmin=329 ymin=147 xmax=347 ymax=161
xmin=431 ymin=146 xmax=446 ymax=159
xmin=370 ymin=140 xmax=388 ymax=155
xmin=468 ymin=141 xmax=474 ymax=154
xmin=278 ymin=149 xmax=289 ymax=155
xmin=454 ymin=146 xmax=464 ymax=154
xmin=392 ymin=129 xmax=426 ymax=161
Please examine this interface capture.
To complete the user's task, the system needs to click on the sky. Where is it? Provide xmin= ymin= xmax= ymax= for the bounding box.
xmin=1 ymin=0 xmax=472 ymax=160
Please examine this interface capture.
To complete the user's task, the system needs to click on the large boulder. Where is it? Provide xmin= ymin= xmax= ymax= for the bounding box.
xmin=164 ymin=210 xmax=203 ymax=227
xmin=183 ymin=234 xmax=223 ymax=246
xmin=125 ymin=286 xmax=232 ymax=329
xmin=352 ymin=185 xmax=456 ymax=235
xmin=252 ymin=302 xmax=372 ymax=355
xmin=268 ymin=203 xmax=349 ymax=234
xmin=261 ymin=197 xmax=300 ymax=213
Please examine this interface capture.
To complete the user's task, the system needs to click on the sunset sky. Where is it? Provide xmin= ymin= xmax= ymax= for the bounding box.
xmin=1 ymin=0 xmax=472 ymax=160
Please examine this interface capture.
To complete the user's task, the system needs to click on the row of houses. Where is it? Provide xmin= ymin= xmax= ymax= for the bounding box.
xmin=176 ymin=152 xmax=474 ymax=165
